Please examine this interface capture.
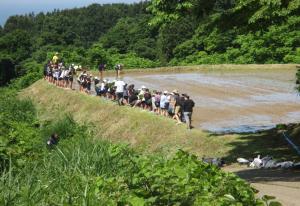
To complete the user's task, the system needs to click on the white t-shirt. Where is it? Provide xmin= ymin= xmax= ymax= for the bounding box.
xmin=100 ymin=82 xmax=106 ymax=91
xmin=115 ymin=80 xmax=125 ymax=93
xmin=54 ymin=71 xmax=60 ymax=78
xmin=60 ymin=70 xmax=68 ymax=78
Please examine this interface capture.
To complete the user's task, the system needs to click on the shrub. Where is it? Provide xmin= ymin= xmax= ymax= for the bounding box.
xmin=0 ymin=131 xmax=264 ymax=205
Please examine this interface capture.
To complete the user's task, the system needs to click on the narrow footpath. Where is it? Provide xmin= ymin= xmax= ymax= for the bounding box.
xmin=224 ymin=165 xmax=300 ymax=206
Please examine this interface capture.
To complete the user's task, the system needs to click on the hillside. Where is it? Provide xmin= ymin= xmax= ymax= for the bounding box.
xmin=1 ymin=0 xmax=300 ymax=87
xmin=20 ymin=79 xmax=299 ymax=162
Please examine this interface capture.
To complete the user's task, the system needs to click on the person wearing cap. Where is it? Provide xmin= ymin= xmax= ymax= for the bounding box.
xmin=134 ymin=86 xmax=146 ymax=108
xmin=172 ymin=90 xmax=182 ymax=124
xmin=143 ymin=88 xmax=152 ymax=110
xmin=154 ymin=91 xmax=161 ymax=114
xmin=52 ymin=52 xmax=59 ymax=65
xmin=160 ymin=91 xmax=169 ymax=116
xmin=94 ymin=76 xmax=100 ymax=85
xmin=123 ymin=84 xmax=129 ymax=105
xmin=102 ymin=79 xmax=109 ymax=97
xmin=63 ymin=68 xmax=70 ymax=88
xmin=86 ymin=74 xmax=92 ymax=94
xmin=182 ymin=94 xmax=195 ymax=129
xmin=115 ymin=78 xmax=126 ymax=105
xmin=94 ymin=77 xmax=101 ymax=95
xmin=68 ymin=65 xmax=76 ymax=90
xmin=78 ymin=71 xmax=87 ymax=92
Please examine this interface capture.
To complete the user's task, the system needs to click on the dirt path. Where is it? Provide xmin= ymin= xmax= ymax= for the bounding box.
xmin=224 ymin=165 xmax=300 ymax=206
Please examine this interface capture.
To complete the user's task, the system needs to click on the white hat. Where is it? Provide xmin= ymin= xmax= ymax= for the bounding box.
xmin=163 ymin=90 xmax=168 ymax=94
xmin=141 ymin=85 xmax=147 ymax=89
xmin=95 ymin=77 xmax=99 ymax=80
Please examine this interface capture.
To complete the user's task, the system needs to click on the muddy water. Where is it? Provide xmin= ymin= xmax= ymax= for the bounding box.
xmin=104 ymin=68 xmax=300 ymax=133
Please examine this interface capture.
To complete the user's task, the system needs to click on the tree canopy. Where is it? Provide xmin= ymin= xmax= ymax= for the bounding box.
xmin=0 ymin=0 xmax=299 ymax=86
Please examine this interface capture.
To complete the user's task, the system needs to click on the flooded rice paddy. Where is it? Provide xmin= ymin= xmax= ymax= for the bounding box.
xmin=113 ymin=68 xmax=300 ymax=133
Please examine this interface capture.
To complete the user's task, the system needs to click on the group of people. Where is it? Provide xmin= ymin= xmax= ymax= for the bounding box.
xmin=93 ymin=78 xmax=195 ymax=129
xmin=44 ymin=53 xmax=77 ymax=90
xmin=44 ymin=53 xmax=195 ymax=129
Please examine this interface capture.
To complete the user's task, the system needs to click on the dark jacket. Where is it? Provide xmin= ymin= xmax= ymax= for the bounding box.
xmin=183 ymin=99 xmax=195 ymax=112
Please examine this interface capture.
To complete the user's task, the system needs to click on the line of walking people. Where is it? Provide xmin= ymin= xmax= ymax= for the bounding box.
xmin=44 ymin=53 xmax=195 ymax=129
xmin=94 ymin=78 xmax=195 ymax=129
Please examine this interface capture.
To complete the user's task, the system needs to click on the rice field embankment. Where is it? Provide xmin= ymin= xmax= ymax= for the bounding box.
xmin=20 ymin=80 xmax=299 ymax=162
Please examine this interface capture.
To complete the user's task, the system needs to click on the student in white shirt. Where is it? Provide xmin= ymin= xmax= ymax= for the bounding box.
xmin=114 ymin=79 xmax=126 ymax=105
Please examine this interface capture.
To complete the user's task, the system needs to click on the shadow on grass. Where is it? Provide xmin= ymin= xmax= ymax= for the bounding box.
xmin=233 ymin=168 xmax=300 ymax=183
xmin=213 ymin=129 xmax=300 ymax=164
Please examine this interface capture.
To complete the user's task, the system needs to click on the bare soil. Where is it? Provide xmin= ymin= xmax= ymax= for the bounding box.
xmin=224 ymin=165 xmax=300 ymax=206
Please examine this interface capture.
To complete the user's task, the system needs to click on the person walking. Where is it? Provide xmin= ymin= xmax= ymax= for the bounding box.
xmin=98 ymin=63 xmax=106 ymax=80
xmin=182 ymin=94 xmax=195 ymax=129
xmin=115 ymin=78 xmax=126 ymax=105
xmin=160 ymin=91 xmax=169 ymax=116
xmin=172 ymin=90 xmax=182 ymax=124
xmin=115 ymin=64 xmax=122 ymax=79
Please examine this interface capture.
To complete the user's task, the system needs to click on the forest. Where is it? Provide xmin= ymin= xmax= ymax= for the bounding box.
xmin=0 ymin=0 xmax=300 ymax=86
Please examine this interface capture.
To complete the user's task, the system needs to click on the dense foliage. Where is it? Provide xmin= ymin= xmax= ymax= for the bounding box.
xmin=0 ymin=0 xmax=299 ymax=86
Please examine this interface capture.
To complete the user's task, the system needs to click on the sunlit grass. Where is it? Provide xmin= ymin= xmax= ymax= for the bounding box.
xmin=20 ymin=79 xmax=299 ymax=162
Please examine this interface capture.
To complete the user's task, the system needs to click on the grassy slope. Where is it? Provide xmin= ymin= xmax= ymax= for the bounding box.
xmin=20 ymin=79 xmax=299 ymax=162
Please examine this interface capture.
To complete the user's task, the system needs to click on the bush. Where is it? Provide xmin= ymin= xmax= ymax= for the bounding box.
xmin=9 ymin=59 xmax=42 ymax=90
xmin=0 ymin=90 xmax=40 ymax=171
xmin=110 ymin=52 xmax=159 ymax=69
xmin=0 ymin=121 xmax=264 ymax=205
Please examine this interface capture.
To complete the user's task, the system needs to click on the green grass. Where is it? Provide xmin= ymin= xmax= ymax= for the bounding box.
xmin=20 ymin=80 xmax=300 ymax=163
xmin=0 ymin=116 xmax=264 ymax=205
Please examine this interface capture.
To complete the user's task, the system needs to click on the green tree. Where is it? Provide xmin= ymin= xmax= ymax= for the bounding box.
xmin=0 ymin=29 xmax=32 ymax=62
xmin=87 ymin=43 xmax=110 ymax=69
xmin=147 ymin=0 xmax=218 ymax=26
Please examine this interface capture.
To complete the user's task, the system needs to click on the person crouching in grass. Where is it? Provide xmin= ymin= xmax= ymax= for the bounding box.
xmin=47 ymin=133 xmax=59 ymax=148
